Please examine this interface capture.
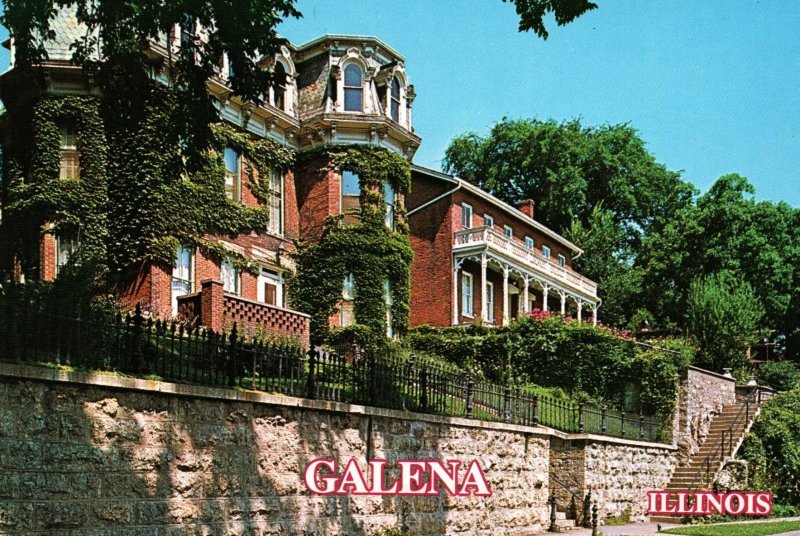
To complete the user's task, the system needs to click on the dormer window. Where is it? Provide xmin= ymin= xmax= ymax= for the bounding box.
xmin=344 ymin=64 xmax=364 ymax=112
xmin=273 ymin=61 xmax=287 ymax=111
xmin=390 ymin=77 xmax=401 ymax=122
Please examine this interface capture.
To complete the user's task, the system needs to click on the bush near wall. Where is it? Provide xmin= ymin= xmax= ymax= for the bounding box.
xmin=741 ymin=388 xmax=800 ymax=506
xmin=408 ymin=312 xmax=694 ymax=417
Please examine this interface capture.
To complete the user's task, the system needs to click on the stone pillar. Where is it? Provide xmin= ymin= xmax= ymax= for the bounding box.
xmin=560 ymin=291 xmax=566 ymax=315
xmin=502 ymin=266 xmax=510 ymax=326
xmin=593 ymin=304 xmax=599 ymax=327
xmin=522 ymin=275 xmax=530 ymax=314
xmin=480 ymin=253 xmax=488 ymax=323
xmin=200 ymin=279 xmax=225 ymax=332
xmin=577 ymin=300 xmax=583 ymax=323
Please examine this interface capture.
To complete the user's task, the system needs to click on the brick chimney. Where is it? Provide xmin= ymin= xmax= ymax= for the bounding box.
xmin=518 ymin=199 xmax=535 ymax=219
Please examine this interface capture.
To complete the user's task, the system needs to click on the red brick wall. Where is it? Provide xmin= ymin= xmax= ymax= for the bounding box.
xmin=119 ymin=263 xmax=172 ymax=317
xmin=408 ymin=173 xmax=454 ymax=328
xmin=223 ymin=294 xmax=310 ymax=348
xmin=451 ymin=189 xmax=575 ymax=269
xmin=39 ymin=232 xmax=56 ymax=282
xmin=296 ymin=155 xmax=339 ymax=244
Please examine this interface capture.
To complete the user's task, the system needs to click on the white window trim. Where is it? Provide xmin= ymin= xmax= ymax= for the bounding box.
xmin=220 ymin=260 xmax=241 ymax=295
xmin=503 ymin=225 xmax=513 ymax=238
xmin=268 ymin=167 xmax=284 ymax=236
xmin=558 ymin=254 xmax=567 ymax=267
xmin=483 ymin=214 xmax=494 ymax=228
xmin=342 ymin=62 xmax=365 ymax=113
xmin=224 ymin=146 xmax=242 ymax=203
xmin=461 ymin=271 xmax=474 ymax=318
xmin=461 ymin=203 xmax=473 ymax=229
xmin=525 ymin=236 xmax=534 ymax=249
xmin=542 ymin=245 xmax=551 ymax=258
xmin=257 ymin=268 xmax=285 ymax=307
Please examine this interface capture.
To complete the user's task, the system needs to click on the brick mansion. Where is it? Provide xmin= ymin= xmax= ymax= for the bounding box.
xmin=0 ymin=11 xmax=600 ymax=345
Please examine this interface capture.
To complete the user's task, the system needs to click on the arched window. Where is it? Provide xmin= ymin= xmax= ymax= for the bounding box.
xmin=274 ymin=61 xmax=286 ymax=111
xmin=390 ymin=77 xmax=401 ymax=122
xmin=343 ymin=63 xmax=363 ymax=112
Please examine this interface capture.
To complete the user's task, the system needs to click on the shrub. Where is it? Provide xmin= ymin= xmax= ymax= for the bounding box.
xmin=757 ymin=361 xmax=800 ymax=392
xmin=740 ymin=389 xmax=800 ymax=505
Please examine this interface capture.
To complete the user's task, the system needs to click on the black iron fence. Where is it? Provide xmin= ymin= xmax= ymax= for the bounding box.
xmin=0 ymin=302 xmax=670 ymax=443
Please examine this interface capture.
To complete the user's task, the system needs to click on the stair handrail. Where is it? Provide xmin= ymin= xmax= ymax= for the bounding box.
xmin=550 ymin=473 xmax=592 ymax=528
xmin=687 ymin=388 xmax=766 ymax=492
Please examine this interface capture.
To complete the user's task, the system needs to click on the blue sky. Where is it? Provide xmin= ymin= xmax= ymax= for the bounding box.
xmin=2 ymin=1 xmax=798 ymax=205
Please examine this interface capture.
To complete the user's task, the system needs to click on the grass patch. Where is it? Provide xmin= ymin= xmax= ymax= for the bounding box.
xmin=663 ymin=520 xmax=800 ymax=536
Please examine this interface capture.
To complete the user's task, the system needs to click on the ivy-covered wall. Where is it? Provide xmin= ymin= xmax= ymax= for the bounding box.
xmin=1 ymin=86 xmax=295 ymax=293
xmin=289 ymin=145 xmax=413 ymax=345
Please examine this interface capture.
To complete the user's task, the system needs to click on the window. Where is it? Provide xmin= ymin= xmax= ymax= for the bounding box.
xmin=384 ymin=183 xmax=395 ymax=229
xmin=390 ymin=77 xmax=401 ymax=122
xmin=343 ymin=63 xmax=363 ymax=112
xmin=486 ymin=281 xmax=495 ymax=323
xmin=542 ymin=245 xmax=551 ymax=258
xmin=59 ymin=125 xmax=80 ymax=180
xmin=172 ymin=245 xmax=194 ymax=315
xmin=558 ymin=254 xmax=567 ymax=267
xmin=483 ymin=214 xmax=494 ymax=228
xmin=341 ymin=170 xmax=361 ymax=224
xmin=384 ymin=280 xmax=394 ymax=337
xmin=257 ymin=268 xmax=284 ymax=307
xmin=55 ymin=232 xmax=79 ymax=276
xmin=220 ymin=260 xmax=240 ymax=295
xmin=267 ymin=167 xmax=283 ymax=235
xmin=273 ymin=61 xmax=287 ymax=111
xmin=503 ymin=225 xmax=513 ymax=238
xmin=224 ymin=147 xmax=241 ymax=201
xmin=461 ymin=203 xmax=473 ymax=229
xmin=340 ymin=273 xmax=356 ymax=326
xmin=461 ymin=272 xmax=473 ymax=318
xmin=525 ymin=236 xmax=534 ymax=249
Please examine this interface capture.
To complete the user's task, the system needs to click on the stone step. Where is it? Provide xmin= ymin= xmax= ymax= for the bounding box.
xmin=555 ymin=518 xmax=576 ymax=529
xmin=556 ymin=511 xmax=567 ymax=520
xmin=650 ymin=515 xmax=686 ymax=524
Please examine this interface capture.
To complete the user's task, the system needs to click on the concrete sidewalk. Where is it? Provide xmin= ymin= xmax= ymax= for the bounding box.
xmin=567 ymin=522 xmax=679 ymax=535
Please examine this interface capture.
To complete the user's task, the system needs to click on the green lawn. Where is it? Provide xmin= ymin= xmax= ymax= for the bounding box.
xmin=663 ymin=520 xmax=800 ymax=536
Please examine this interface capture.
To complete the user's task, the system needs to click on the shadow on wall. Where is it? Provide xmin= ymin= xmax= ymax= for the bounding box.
xmin=0 ymin=374 xmax=552 ymax=534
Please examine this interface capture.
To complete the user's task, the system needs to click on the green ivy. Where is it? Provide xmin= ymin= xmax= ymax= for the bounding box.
xmin=2 ymin=86 xmax=296 ymax=289
xmin=289 ymin=145 xmax=413 ymax=345
xmin=4 ymin=96 xmax=109 ymax=269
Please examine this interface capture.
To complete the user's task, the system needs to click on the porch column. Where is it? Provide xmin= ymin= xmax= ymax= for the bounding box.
xmin=452 ymin=259 xmax=460 ymax=325
xmin=522 ymin=275 xmax=530 ymax=314
xmin=542 ymin=284 xmax=549 ymax=311
xmin=560 ymin=291 xmax=566 ymax=315
xmin=502 ymin=265 xmax=510 ymax=326
xmin=577 ymin=299 xmax=583 ymax=323
xmin=480 ymin=252 xmax=488 ymax=323
xmin=592 ymin=304 xmax=599 ymax=326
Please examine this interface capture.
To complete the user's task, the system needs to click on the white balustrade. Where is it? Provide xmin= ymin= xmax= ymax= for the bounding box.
xmin=453 ymin=226 xmax=598 ymax=298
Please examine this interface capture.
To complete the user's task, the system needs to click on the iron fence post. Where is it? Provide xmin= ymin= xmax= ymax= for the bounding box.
xmin=131 ymin=303 xmax=144 ymax=373
xmin=600 ymin=405 xmax=607 ymax=434
xmin=639 ymin=413 xmax=645 ymax=440
xmin=227 ymin=323 xmax=238 ymax=387
xmin=503 ymin=385 xmax=511 ymax=423
xmin=620 ymin=410 xmax=626 ymax=438
xmin=465 ymin=372 xmax=475 ymax=418
xmin=578 ymin=402 xmax=585 ymax=433
xmin=583 ymin=490 xmax=592 ymax=528
xmin=532 ymin=395 xmax=539 ymax=425
xmin=591 ymin=504 xmax=598 ymax=536
xmin=548 ymin=493 xmax=557 ymax=532
xmin=306 ymin=349 xmax=317 ymax=400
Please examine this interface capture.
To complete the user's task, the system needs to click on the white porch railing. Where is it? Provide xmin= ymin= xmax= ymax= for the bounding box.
xmin=453 ymin=226 xmax=598 ymax=299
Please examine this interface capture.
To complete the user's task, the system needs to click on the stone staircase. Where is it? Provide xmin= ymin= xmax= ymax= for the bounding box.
xmin=650 ymin=394 xmax=767 ymax=524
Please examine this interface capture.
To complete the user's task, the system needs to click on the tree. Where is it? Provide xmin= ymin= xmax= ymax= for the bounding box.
xmin=503 ymin=0 xmax=598 ymax=39
xmin=638 ymin=174 xmax=800 ymax=357
xmin=1 ymin=0 xmax=301 ymax=154
xmin=443 ymin=118 xmax=694 ymax=327
xmin=687 ymin=271 xmax=765 ymax=372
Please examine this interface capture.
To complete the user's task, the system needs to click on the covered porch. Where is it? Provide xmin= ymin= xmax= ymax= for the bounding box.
xmin=452 ymin=249 xmax=599 ymax=327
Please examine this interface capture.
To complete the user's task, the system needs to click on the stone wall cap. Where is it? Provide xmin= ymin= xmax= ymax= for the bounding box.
xmin=567 ymin=432 xmax=677 ymax=451
xmin=687 ymin=365 xmax=736 ymax=382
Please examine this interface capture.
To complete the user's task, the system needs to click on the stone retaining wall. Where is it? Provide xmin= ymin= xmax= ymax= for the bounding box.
xmin=0 ymin=365 xmax=551 ymax=536
xmin=674 ymin=366 xmax=736 ymax=462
